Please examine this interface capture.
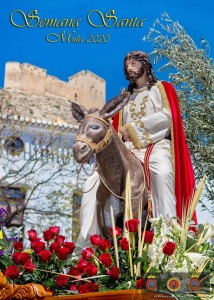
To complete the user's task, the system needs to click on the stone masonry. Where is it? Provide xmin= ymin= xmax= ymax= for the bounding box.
xmin=3 ymin=62 xmax=106 ymax=122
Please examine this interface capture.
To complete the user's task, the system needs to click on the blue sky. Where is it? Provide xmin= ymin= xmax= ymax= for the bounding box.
xmin=0 ymin=0 xmax=213 ymax=101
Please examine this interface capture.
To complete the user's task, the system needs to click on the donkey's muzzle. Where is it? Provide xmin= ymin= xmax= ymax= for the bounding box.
xmin=73 ymin=141 xmax=93 ymax=163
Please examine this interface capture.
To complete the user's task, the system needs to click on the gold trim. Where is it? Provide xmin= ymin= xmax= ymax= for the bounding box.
xmin=124 ymin=123 xmax=142 ymax=149
xmin=157 ymin=81 xmax=171 ymax=111
xmin=157 ymin=81 xmax=175 ymax=178
xmin=166 ymin=277 xmax=181 ymax=292
xmin=117 ymin=109 xmax=123 ymax=139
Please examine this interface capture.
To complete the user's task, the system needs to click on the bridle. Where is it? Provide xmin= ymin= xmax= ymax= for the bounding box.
xmin=75 ymin=115 xmax=113 ymax=153
xmin=75 ymin=114 xmax=146 ymax=201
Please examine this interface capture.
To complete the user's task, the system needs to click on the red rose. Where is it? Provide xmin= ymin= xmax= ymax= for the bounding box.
xmin=55 ymin=275 xmax=69 ymax=287
xmin=99 ymin=253 xmax=113 ymax=267
xmin=109 ymin=226 xmax=122 ymax=237
xmin=30 ymin=238 xmax=41 ymax=248
xmin=136 ymin=278 xmax=146 ymax=289
xmin=107 ymin=266 xmax=120 ymax=280
xmin=28 ymin=229 xmax=37 ymax=241
xmin=38 ymin=249 xmax=52 ymax=262
xmin=119 ymin=237 xmax=129 ymax=251
xmin=12 ymin=252 xmax=22 ymax=264
xmin=5 ymin=265 xmax=20 ymax=279
xmin=87 ymin=282 xmax=99 ymax=292
xmin=125 ymin=219 xmax=140 ymax=232
xmin=49 ymin=226 xmax=60 ymax=235
xmin=13 ymin=241 xmax=24 ymax=251
xmin=55 ymin=235 xmax=65 ymax=245
xmin=32 ymin=241 xmax=46 ymax=254
xmin=78 ymin=282 xmax=99 ymax=294
xmin=90 ymin=234 xmax=101 ymax=246
xmin=17 ymin=252 xmax=31 ymax=265
xmin=82 ymin=247 xmax=94 ymax=260
xmin=56 ymin=247 xmax=69 ymax=260
xmin=162 ymin=241 xmax=176 ymax=256
xmin=144 ymin=231 xmax=154 ymax=244
xmin=70 ymin=284 xmax=77 ymax=291
xmin=12 ymin=252 xmax=31 ymax=265
xmin=76 ymin=258 xmax=88 ymax=273
xmin=78 ymin=283 xmax=90 ymax=294
xmin=63 ymin=242 xmax=75 ymax=254
xmin=22 ymin=261 xmax=35 ymax=273
xmin=43 ymin=229 xmax=55 ymax=241
xmin=49 ymin=242 xmax=60 ymax=254
xmin=84 ymin=262 xmax=98 ymax=276
xmin=68 ymin=267 xmax=82 ymax=279
xmin=98 ymin=239 xmax=111 ymax=251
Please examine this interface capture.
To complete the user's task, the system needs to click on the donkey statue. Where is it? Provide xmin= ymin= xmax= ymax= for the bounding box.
xmin=71 ymin=92 xmax=148 ymax=237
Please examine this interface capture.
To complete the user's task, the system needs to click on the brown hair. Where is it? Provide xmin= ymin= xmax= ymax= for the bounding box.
xmin=124 ymin=50 xmax=157 ymax=93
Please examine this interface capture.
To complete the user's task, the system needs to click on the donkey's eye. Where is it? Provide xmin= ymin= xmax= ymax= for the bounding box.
xmin=90 ymin=125 xmax=100 ymax=130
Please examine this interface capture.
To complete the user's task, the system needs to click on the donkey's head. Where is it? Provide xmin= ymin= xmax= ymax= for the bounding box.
xmin=71 ymin=92 xmax=130 ymax=163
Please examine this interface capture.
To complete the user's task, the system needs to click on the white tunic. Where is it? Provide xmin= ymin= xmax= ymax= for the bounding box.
xmin=123 ymin=84 xmax=171 ymax=147
xmin=122 ymin=84 xmax=176 ymax=221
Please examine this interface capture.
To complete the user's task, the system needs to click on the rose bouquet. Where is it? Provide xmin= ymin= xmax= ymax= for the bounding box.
xmin=0 ymin=175 xmax=213 ymax=296
xmin=0 ymin=221 xmax=77 ymax=294
xmin=71 ymin=216 xmax=213 ymax=294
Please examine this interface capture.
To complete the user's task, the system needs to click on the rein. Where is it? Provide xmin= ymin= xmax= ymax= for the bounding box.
xmin=76 ymin=164 xmax=99 ymax=194
xmin=98 ymin=157 xmax=146 ymax=201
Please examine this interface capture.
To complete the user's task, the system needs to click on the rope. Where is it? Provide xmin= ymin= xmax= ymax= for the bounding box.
xmin=76 ymin=153 xmax=146 ymax=200
xmin=98 ymin=155 xmax=146 ymax=201
xmin=144 ymin=144 xmax=155 ymax=192
xmin=144 ymin=143 xmax=155 ymax=217
xmin=75 ymin=165 xmax=98 ymax=194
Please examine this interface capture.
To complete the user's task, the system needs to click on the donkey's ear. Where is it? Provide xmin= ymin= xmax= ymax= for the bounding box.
xmin=99 ymin=91 xmax=131 ymax=120
xmin=71 ymin=102 xmax=88 ymax=122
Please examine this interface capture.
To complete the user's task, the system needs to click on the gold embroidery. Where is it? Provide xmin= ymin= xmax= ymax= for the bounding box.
xmin=127 ymin=94 xmax=153 ymax=146
xmin=141 ymin=125 xmax=153 ymax=146
xmin=123 ymin=123 xmax=142 ymax=149
xmin=129 ymin=95 xmax=149 ymax=126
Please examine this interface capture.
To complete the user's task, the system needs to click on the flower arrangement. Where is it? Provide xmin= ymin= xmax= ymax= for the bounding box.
xmin=0 ymin=175 xmax=213 ymax=296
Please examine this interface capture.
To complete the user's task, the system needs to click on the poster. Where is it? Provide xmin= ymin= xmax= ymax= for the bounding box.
xmin=0 ymin=0 xmax=213 ymax=225
xmin=0 ymin=0 xmax=213 ymax=99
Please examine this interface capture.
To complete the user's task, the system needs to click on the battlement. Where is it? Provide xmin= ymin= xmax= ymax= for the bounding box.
xmin=69 ymin=70 xmax=105 ymax=83
xmin=4 ymin=62 xmax=106 ymax=110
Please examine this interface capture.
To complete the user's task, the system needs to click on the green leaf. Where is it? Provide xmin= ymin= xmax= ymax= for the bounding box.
xmin=134 ymin=256 xmax=143 ymax=263
xmin=22 ymin=273 xmax=35 ymax=282
xmin=0 ymin=228 xmax=10 ymax=249
xmin=141 ymin=250 xmax=147 ymax=261
xmin=0 ymin=258 xmax=10 ymax=267
xmin=45 ymin=278 xmax=55 ymax=288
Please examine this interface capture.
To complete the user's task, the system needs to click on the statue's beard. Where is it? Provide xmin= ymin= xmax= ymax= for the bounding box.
xmin=127 ymin=67 xmax=145 ymax=83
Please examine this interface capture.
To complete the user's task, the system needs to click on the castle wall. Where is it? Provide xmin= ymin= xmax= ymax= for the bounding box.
xmin=4 ymin=62 xmax=23 ymax=90
xmin=4 ymin=62 xmax=106 ymax=109
xmin=69 ymin=70 xmax=105 ymax=109
xmin=21 ymin=63 xmax=46 ymax=95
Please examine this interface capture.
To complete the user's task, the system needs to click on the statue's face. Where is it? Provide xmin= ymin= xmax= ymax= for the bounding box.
xmin=125 ymin=58 xmax=145 ymax=83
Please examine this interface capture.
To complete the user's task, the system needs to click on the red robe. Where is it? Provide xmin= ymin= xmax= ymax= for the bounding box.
xmin=112 ymin=81 xmax=197 ymax=225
